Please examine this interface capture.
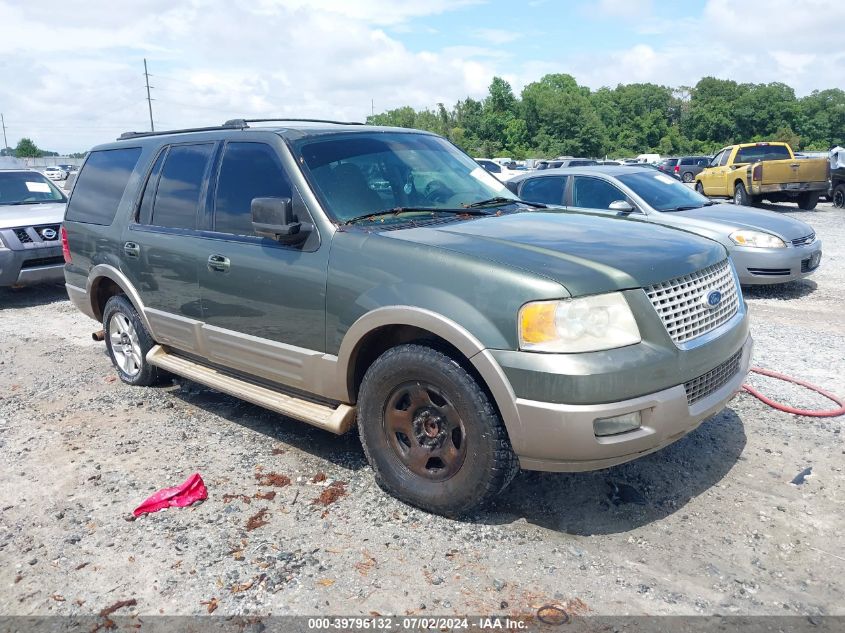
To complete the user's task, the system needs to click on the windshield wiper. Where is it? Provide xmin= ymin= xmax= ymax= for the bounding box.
xmin=661 ymin=204 xmax=706 ymax=212
xmin=342 ymin=207 xmax=493 ymax=225
xmin=7 ymin=201 xmax=44 ymax=206
xmin=464 ymin=196 xmax=547 ymax=209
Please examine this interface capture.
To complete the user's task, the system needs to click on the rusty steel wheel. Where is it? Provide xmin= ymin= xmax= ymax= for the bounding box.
xmin=358 ymin=343 xmax=518 ymax=516
xmin=384 ymin=381 xmax=467 ymax=482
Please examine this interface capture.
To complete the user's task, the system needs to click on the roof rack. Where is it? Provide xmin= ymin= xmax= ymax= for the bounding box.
xmin=223 ymin=118 xmax=365 ymax=128
xmin=118 ymin=122 xmax=242 ymax=140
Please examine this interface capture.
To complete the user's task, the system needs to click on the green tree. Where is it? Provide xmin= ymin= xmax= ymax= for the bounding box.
xmin=15 ymin=137 xmax=43 ymax=158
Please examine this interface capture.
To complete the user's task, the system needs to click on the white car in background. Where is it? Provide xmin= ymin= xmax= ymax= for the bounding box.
xmin=476 ymin=158 xmax=523 ymax=181
xmin=42 ymin=166 xmax=67 ymax=181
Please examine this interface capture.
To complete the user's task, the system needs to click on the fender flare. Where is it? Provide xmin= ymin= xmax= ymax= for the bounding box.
xmin=86 ymin=264 xmax=153 ymax=333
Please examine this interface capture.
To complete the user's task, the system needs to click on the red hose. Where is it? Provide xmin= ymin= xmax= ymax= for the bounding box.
xmin=742 ymin=367 xmax=845 ymax=418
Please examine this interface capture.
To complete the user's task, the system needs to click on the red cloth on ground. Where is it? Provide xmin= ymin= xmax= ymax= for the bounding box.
xmin=133 ymin=473 xmax=208 ymax=517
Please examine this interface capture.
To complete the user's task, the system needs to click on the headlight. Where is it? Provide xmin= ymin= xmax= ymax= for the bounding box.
xmin=519 ymin=293 xmax=641 ymax=353
xmin=729 ymin=230 xmax=786 ymax=248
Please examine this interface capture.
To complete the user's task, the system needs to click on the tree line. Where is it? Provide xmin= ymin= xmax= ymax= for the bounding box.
xmin=367 ymin=74 xmax=845 ymax=159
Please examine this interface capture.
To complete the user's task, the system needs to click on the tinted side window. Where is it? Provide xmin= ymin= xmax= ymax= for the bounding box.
xmin=519 ymin=177 xmax=565 ymax=205
xmin=214 ymin=143 xmax=292 ymax=236
xmin=572 ymin=176 xmax=626 ymax=210
xmin=65 ymin=147 xmax=142 ymax=225
xmin=151 ymin=144 xmax=213 ymax=229
xmin=718 ymin=150 xmax=731 ymax=166
xmin=137 ymin=149 xmax=167 ymax=225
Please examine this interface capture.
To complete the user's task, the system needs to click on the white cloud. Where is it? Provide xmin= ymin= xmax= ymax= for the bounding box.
xmin=472 ymin=28 xmax=523 ymax=45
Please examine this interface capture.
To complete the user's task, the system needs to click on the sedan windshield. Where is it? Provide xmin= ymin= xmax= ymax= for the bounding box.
xmin=0 ymin=172 xmax=66 ymax=205
xmin=617 ymin=170 xmax=712 ymax=212
xmin=292 ymin=132 xmax=518 ymax=223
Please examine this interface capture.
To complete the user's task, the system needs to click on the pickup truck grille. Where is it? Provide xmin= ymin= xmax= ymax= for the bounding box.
xmin=13 ymin=228 xmax=33 ymax=244
xmin=684 ymin=349 xmax=743 ymax=406
xmin=791 ymin=232 xmax=815 ymax=247
xmin=644 ymin=259 xmax=740 ymax=346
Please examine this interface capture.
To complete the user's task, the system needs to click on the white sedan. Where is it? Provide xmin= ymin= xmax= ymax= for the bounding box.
xmin=42 ymin=166 xmax=68 ymax=181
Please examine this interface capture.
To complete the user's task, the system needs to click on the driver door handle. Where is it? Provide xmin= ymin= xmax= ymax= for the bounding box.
xmin=123 ymin=241 xmax=140 ymax=258
xmin=207 ymin=254 xmax=230 ymax=273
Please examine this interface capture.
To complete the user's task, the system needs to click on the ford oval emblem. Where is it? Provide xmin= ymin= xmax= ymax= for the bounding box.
xmin=702 ymin=289 xmax=722 ymax=309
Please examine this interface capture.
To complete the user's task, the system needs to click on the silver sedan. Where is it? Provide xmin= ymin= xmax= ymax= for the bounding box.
xmin=506 ymin=166 xmax=822 ymax=286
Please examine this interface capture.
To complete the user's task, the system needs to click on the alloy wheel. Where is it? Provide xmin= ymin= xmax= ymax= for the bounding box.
xmin=109 ymin=313 xmax=143 ymax=377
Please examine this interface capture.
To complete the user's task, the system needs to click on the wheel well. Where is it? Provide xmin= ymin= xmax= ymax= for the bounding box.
xmin=91 ymin=277 xmax=125 ymax=322
xmin=349 ymin=325 xmax=486 ymax=403
xmin=734 ymin=179 xmax=745 ymax=191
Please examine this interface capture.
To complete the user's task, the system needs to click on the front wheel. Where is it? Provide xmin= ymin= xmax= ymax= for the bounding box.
xmin=734 ymin=182 xmax=749 ymax=206
xmin=833 ymin=184 xmax=845 ymax=209
xmin=695 ymin=181 xmax=706 ymax=195
xmin=797 ymin=192 xmax=819 ymax=210
xmin=357 ymin=344 xmax=518 ymax=516
xmin=103 ymin=295 xmax=162 ymax=386
xmin=682 ymin=171 xmax=694 ymax=183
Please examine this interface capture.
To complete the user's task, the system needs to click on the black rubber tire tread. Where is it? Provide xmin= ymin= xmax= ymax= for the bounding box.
xmin=695 ymin=181 xmax=706 ymax=195
xmin=834 ymin=184 xmax=845 ymax=209
xmin=682 ymin=171 xmax=694 ymax=183
xmin=797 ymin=192 xmax=819 ymax=210
xmin=734 ymin=181 xmax=749 ymax=206
xmin=357 ymin=343 xmax=518 ymax=517
xmin=102 ymin=295 xmax=162 ymax=387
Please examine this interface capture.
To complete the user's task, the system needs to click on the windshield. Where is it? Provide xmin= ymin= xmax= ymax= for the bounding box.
xmin=617 ymin=170 xmax=711 ymax=211
xmin=0 ymin=171 xmax=66 ymax=205
xmin=293 ymin=132 xmax=517 ymax=223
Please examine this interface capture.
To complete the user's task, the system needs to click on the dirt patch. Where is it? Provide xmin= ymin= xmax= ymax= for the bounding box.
xmin=313 ymin=481 xmax=346 ymax=506
xmin=245 ymin=509 xmax=270 ymax=531
xmin=255 ymin=472 xmax=291 ymax=487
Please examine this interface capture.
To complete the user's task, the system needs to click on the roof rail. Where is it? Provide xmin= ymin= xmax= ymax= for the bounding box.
xmin=117 ymin=122 xmax=243 ymax=140
xmin=223 ymin=118 xmax=365 ymax=128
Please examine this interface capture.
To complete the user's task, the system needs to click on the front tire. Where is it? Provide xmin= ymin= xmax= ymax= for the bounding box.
xmin=682 ymin=171 xmax=694 ymax=183
xmin=357 ymin=344 xmax=518 ymax=516
xmin=695 ymin=181 xmax=706 ymax=195
xmin=103 ymin=295 xmax=161 ymax=387
xmin=797 ymin=192 xmax=819 ymax=210
xmin=734 ymin=182 xmax=749 ymax=206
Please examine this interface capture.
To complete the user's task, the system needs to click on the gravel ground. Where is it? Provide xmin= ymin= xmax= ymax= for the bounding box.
xmin=1 ymin=201 xmax=843 ymax=621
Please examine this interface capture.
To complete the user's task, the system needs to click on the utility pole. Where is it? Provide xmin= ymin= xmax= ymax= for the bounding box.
xmin=371 ymin=99 xmax=374 ymax=117
xmin=143 ymin=58 xmax=155 ymax=132
xmin=1 ymin=113 xmax=8 ymax=151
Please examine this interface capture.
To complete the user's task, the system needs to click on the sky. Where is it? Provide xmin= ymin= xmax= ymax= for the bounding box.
xmin=1 ymin=0 xmax=843 ymax=154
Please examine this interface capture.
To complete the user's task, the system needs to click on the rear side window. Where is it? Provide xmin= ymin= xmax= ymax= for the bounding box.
xmin=519 ymin=177 xmax=565 ymax=205
xmin=65 ymin=147 xmax=142 ymax=225
xmin=214 ymin=142 xmax=292 ymax=236
xmin=572 ymin=176 xmax=626 ymax=210
xmin=150 ymin=144 xmax=214 ymax=229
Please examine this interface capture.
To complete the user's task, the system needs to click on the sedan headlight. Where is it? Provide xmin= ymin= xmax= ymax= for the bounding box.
xmin=729 ymin=230 xmax=786 ymax=248
xmin=519 ymin=293 xmax=641 ymax=353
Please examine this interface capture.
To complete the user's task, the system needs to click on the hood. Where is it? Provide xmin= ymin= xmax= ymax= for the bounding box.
xmin=673 ymin=203 xmax=814 ymax=241
xmin=383 ymin=211 xmax=726 ymax=297
xmin=0 ymin=202 xmax=66 ymax=230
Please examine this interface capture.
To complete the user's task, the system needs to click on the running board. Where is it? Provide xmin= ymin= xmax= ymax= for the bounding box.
xmin=146 ymin=345 xmax=356 ymax=434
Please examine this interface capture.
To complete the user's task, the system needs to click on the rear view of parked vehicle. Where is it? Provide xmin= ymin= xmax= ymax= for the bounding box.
xmin=63 ymin=120 xmax=752 ymax=516
xmin=676 ymin=156 xmax=710 ymax=183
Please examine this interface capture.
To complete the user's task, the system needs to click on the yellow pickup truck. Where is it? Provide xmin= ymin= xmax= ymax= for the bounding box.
xmin=695 ymin=142 xmax=828 ymax=210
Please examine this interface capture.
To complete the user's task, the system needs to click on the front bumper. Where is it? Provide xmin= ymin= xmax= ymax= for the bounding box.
xmin=731 ymin=240 xmax=822 ymax=285
xmin=511 ymin=334 xmax=753 ymax=472
xmin=0 ymin=245 xmax=65 ymax=286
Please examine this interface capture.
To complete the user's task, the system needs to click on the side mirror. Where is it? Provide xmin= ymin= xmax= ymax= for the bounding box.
xmin=609 ymin=200 xmax=635 ymax=214
xmin=251 ymin=197 xmax=303 ymax=244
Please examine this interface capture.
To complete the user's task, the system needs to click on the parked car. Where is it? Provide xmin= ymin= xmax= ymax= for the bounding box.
xmin=676 ymin=156 xmax=711 ymax=183
xmin=596 ymin=160 xmax=621 ymax=166
xmin=695 ymin=142 xmax=828 ymax=209
xmin=476 ymin=158 xmax=521 ymax=181
xmin=57 ymin=163 xmax=79 ymax=173
xmin=0 ymin=169 xmax=67 ymax=286
xmin=506 ymin=166 xmax=821 ymax=286
xmin=830 ymin=166 xmax=845 ymax=208
xmin=636 ymin=153 xmax=661 ymax=164
xmin=43 ymin=166 xmax=68 ymax=181
xmin=657 ymin=158 xmax=679 ymax=174
xmin=63 ymin=120 xmax=751 ymax=516
xmin=537 ymin=158 xmax=596 ymax=170
xmin=626 ymin=162 xmax=682 ymax=180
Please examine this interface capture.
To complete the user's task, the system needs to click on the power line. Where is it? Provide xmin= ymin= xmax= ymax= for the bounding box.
xmin=144 ymin=58 xmax=155 ymax=132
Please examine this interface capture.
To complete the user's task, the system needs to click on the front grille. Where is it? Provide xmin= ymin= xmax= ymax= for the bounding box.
xmin=13 ymin=228 xmax=33 ymax=244
xmin=21 ymin=256 xmax=64 ymax=269
xmin=792 ymin=232 xmax=815 ymax=247
xmin=747 ymin=267 xmax=790 ymax=276
xmin=684 ymin=349 xmax=743 ymax=406
xmin=644 ymin=259 xmax=740 ymax=345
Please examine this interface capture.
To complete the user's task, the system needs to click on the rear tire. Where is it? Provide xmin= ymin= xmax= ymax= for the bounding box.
xmin=797 ymin=192 xmax=819 ymax=211
xmin=103 ymin=295 xmax=162 ymax=387
xmin=733 ymin=182 xmax=749 ymax=206
xmin=357 ymin=344 xmax=518 ymax=517
xmin=682 ymin=171 xmax=694 ymax=183
xmin=834 ymin=184 xmax=845 ymax=209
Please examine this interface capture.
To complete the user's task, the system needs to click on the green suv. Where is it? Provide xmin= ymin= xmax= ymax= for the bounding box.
xmin=63 ymin=119 xmax=752 ymax=516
